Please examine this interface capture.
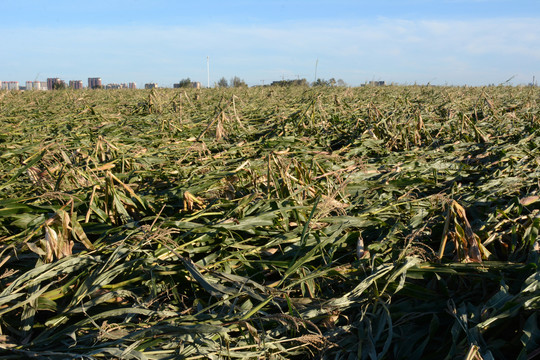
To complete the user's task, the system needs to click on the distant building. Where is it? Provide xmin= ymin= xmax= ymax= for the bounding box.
xmin=47 ymin=78 xmax=59 ymax=90
xmin=47 ymin=78 xmax=62 ymax=90
xmin=88 ymin=77 xmax=102 ymax=89
xmin=105 ymin=83 xmax=129 ymax=89
xmin=367 ymin=81 xmax=386 ymax=86
xmin=128 ymin=82 xmax=137 ymax=89
xmin=144 ymin=83 xmax=158 ymax=89
xmin=69 ymin=80 xmax=84 ymax=89
xmin=26 ymin=81 xmax=47 ymax=90
xmin=1 ymin=81 xmax=19 ymax=90
xmin=192 ymin=82 xmax=201 ymax=89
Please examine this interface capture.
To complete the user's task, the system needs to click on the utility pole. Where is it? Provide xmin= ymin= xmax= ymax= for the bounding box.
xmin=207 ymin=56 xmax=210 ymax=88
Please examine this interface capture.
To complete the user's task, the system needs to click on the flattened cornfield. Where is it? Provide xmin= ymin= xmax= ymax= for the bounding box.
xmin=0 ymin=85 xmax=539 ymax=359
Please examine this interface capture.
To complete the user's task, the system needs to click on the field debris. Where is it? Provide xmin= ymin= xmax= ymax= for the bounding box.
xmin=1 ymin=85 xmax=539 ymax=359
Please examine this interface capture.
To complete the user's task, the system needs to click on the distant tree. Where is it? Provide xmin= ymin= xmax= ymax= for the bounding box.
xmin=176 ymin=78 xmax=192 ymax=88
xmin=296 ymin=78 xmax=309 ymax=87
xmin=337 ymin=79 xmax=347 ymax=87
xmin=217 ymin=77 xmax=229 ymax=88
xmin=230 ymin=76 xmax=247 ymax=88
xmin=52 ymin=81 xmax=66 ymax=90
xmin=312 ymin=78 xmax=330 ymax=87
xmin=328 ymin=78 xmax=336 ymax=86
xmin=271 ymin=79 xmax=308 ymax=87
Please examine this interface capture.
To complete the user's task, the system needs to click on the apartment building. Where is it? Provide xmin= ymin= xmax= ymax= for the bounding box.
xmin=69 ymin=80 xmax=84 ymax=89
xmin=88 ymin=77 xmax=102 ymax=89
xmin=1 ymin=81 xmax=19 ymax=90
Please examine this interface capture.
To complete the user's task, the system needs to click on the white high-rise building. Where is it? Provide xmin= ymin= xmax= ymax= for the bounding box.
xmin=1 ymin=81 xmax=19 ymax=90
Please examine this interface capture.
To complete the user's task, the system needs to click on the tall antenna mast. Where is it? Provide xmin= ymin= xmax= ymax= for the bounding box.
xmin=314 ymin=58 xmax=319 ymax=83
xmin=207 ymin=56 xmax=210 ymax=88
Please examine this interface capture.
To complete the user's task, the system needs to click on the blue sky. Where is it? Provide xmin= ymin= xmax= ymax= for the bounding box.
xmin=1 ymin=0 xmax=539 ymax=87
